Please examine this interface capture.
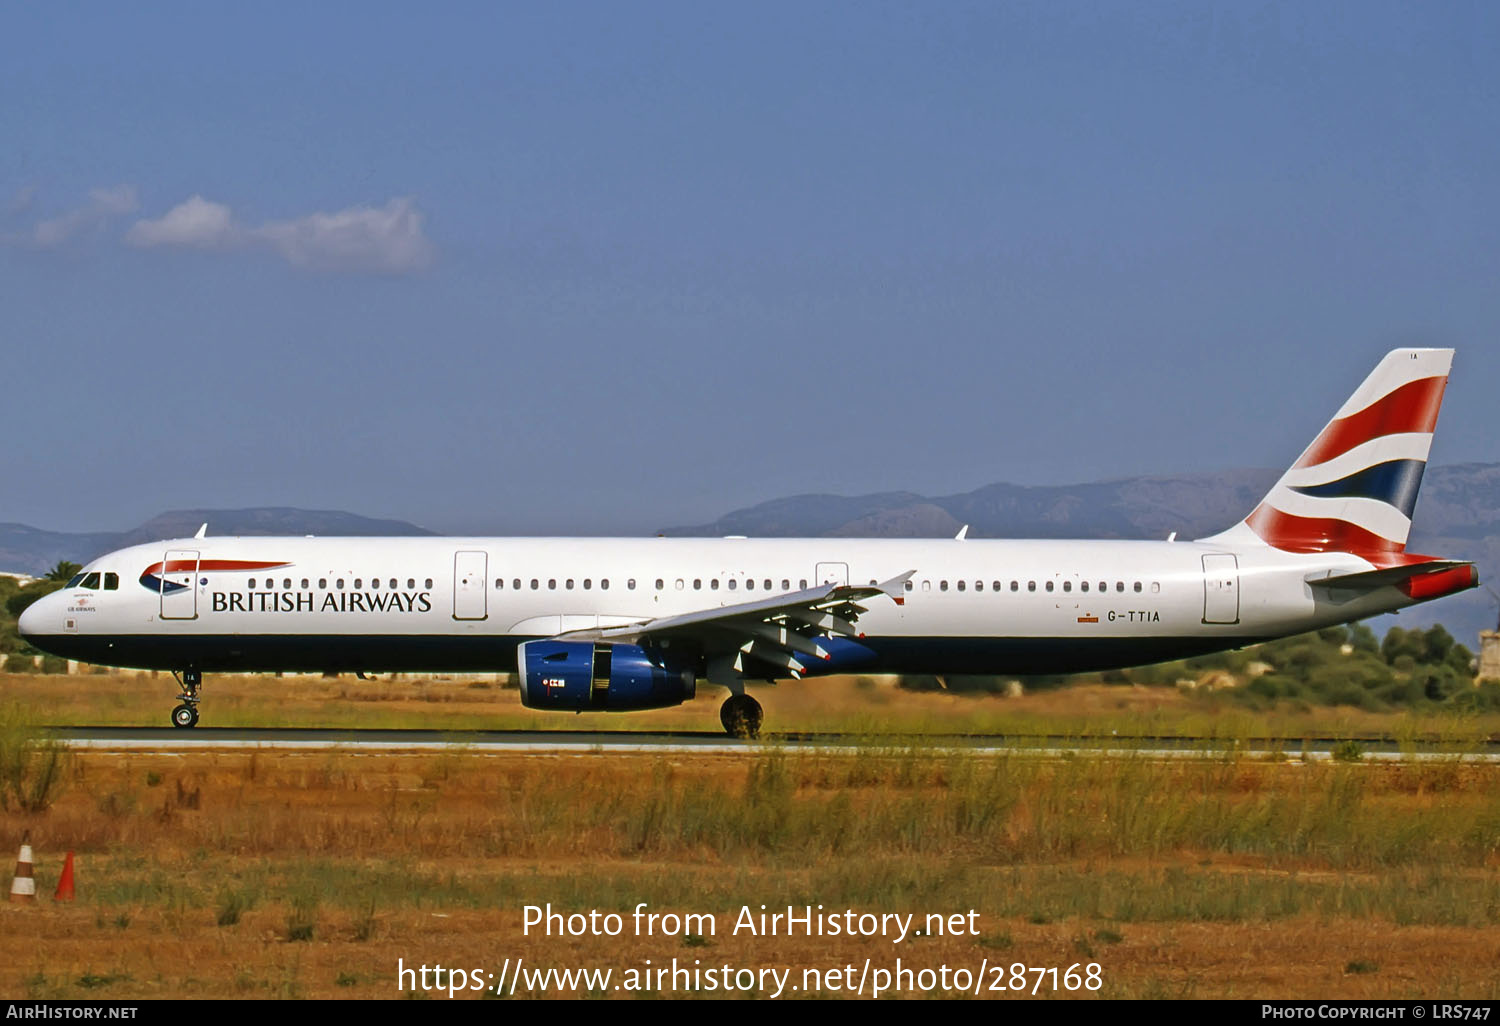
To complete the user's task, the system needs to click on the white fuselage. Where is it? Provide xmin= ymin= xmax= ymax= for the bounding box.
xmin=20 ymin=534 xmax=1410 ymax=677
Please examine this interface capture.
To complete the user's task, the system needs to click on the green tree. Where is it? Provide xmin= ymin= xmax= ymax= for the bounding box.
xmin=1349 ymin=622 xmax=1380 ymax=654
xmin=43 ymin=561 xmax=81 ymax=583
xmin=4 ymin=579 xmax=66 ymax=620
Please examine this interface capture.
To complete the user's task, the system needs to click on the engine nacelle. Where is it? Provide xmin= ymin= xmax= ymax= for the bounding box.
xmin=518 ymin=640 xmax=696 ymax=712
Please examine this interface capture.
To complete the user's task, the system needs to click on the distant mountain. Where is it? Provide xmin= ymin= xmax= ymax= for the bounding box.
xmin=665 ymin=463 xmax=1500 ymax=648
xmin=0 ymin=508 xmax=434 ymax=576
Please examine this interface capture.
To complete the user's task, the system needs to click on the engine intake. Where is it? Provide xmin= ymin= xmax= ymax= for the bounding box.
xmin=518 ymin=640 xmax=696 ymax=712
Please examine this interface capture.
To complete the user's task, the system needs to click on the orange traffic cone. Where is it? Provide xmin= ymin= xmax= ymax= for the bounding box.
xmin=53 ymin=851 xmax=75 ymax=902
xmin=9 ymin=833 xmax=36 ymax=904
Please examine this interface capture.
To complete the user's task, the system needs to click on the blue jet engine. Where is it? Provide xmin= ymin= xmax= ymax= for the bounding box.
xmin=517 ymin=641 xmax=696 ymax=711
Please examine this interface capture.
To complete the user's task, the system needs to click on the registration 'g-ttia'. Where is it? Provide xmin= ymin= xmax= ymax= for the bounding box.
xmin=20 ymin=349 xmax=1477 ymax=735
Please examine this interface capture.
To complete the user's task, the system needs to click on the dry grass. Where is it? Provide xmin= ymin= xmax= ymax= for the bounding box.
xmin=6 ymin=671 xmax=1500 ymax=742
xmin=2 ymin=745 xmax=1499 ymax=999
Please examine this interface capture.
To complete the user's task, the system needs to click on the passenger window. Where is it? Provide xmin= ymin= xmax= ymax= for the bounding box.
xmin=1010 ymin=581 xmax=1018 ymax=592
xmin=745 ymin=579 xmax=754 ymax=590
xmin=104 ymin=572 xmax=119 ymax=590
xmin=955 ymin=580 xmax=964 ymax=592
xmin=301 ymin=578 xmax=310 ymax=589
xmin=764 ymin=579 xmax=772 ymax=590
xmin=782 ymin=579 xmax=791 ymax=590
xmin=512 ymin=579 xmax=520 ymax=590
xmin=1151 ymin=582 xmax=1160 ymax=593
xmin=566 ymin=579 xmax=574 ymax=590
xmin=975 ymin=581 xmax=983 ymax=592
xmin=1064 ymin=581 xmax=1072 ymax=592
xmin=694 ymin=579 xmax=702 ymax=590
xmin=548 ymin=579 xmax=557 ymax=590
xmin=531 ymin=579 xmax=539 ymax=590
xmin=583 ymin=579 xmax=591 ymax=590
xmin=601 ymin=579 xmax=609 ymax=590
xmin=922 ymin=581 xmax=931 ymax=592
xmin=1027 ymin=581 xmax=1036 ymax=592
xmin=800 ymin=580 xmax=808 ymax=589
xmin=409 ymin=579 xmax=417 ymax=590
xmin=675 ymin=579 xmax=684 ymax=590
xmin=495 ymin=578 xmax=503 ymax=589
xmin=337 ymin=578 xmax=346 ymax=589
xmin=318 ymin=579 xmax=327 ymax=590
xmin=993 ymin=581 xmax=1002 ymax=592
xmin=904 ymin=581 xmax=913 ymax=592
xmin=656 ymin=579 xmax=664 ymax=590
xmin=628 ymin=579 xmax=636 ymax=590
xmin=248 ymin=578 xmax=257 ymax=589
xmin=67 ymin=574 xmax=86 ymax=588
xmin=355 ymin=579 xmax=363 ymax=589
xmin=1045 ymin=581 xmax=1054 ymax=592
xmin=710 ymin=579 xmax=719 ymax=590
xmin=1098 ymin=581 xmax=1106 ymax=593
xmin=391 ymin=579 xmax=398 ymax=590
xmin=1116 ymin=581 xmax=1124 ymax=592
xmin=425 ymin=579 xmax=433 ymax=589
xmin=283 ymin=578 xmax=292 ymax=589
xmin=371 ymin=578 xmax=380 ymax=589
xmin=727 ymin=579 xmax=737 ymax=590
xmin=1133 ymin=581 xmax=1142 ymax=593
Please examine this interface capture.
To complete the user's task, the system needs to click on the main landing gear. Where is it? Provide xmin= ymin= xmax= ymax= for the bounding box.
xmin=720 ymin=694 xmax=763 ymax=739
xmin=171 ymin=669 xmax=202 ymax=729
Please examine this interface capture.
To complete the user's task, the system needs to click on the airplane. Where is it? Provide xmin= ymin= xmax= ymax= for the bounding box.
xmin=18 ymin=348 xmax=1477 ymax=736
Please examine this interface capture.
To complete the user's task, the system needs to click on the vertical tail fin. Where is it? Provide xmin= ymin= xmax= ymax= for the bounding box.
xmin=1203 ymin=348 xmax=1452 ymax=564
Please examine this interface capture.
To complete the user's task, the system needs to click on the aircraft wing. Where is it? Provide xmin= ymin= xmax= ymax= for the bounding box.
xmin=553 ymin=571 xmax=915 ymax=678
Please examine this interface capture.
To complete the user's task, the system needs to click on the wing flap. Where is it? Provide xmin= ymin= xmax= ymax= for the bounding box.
xmin=551 ymin=570 xmax=914 ymax=679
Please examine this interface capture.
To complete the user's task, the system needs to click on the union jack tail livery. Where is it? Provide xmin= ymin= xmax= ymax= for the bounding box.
xmin=1209 ymin=348 xmax=1451 ymax=566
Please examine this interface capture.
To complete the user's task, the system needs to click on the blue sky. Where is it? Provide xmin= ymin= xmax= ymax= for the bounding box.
xmin=4 ymin=2 xmax=1496 ymax=535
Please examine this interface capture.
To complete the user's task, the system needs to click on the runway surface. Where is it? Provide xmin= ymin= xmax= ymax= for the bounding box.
xmin=46 ymin=726 xmax=1500 ymax=761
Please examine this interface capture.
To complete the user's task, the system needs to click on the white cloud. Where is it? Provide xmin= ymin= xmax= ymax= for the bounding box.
xmin=124 ymin=194 xmax=434 ymax=274
xmin=125 ymin=195 xmax=239 ymax=249
xmin=251 ymin=197 xmax=434 ymax=274
xmin=29 ymin=184 xmax=139 ymax=248
xmin=8 ymin=187 xmax=435 ymax=274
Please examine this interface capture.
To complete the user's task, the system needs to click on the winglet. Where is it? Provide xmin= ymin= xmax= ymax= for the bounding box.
xmin=194 ymin=523 xmax=208 ymax=539
xmin=879 ymin=570 xmax=916 ymax=606
xmin=955 ymin=525 xmax=969 ymax=540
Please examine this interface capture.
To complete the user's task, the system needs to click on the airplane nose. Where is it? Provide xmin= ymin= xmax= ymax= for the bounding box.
xmin=17 ymin=597 xmax=44 ymax=640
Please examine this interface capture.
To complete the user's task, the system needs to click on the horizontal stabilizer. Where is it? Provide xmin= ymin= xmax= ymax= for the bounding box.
xmin=1311 ymin=561 xmax=1477 ymax=599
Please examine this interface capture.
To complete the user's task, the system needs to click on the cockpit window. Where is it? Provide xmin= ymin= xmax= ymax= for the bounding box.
xmin=104 ymin=573 xmax=119 ymax=591
xmin=67 ymin=574 xmax=87 ymax=588
xmin=81 ymin=572 xmax=101 ymax=589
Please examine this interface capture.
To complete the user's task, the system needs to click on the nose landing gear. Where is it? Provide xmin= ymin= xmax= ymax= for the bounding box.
xmin=171 ymin=669 xmax=202 ymax=729
xmin=719 ymin=693 xmax=763 ymax=738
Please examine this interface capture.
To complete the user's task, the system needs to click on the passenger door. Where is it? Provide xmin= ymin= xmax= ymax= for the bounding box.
xmin=160 ymin=549 xmax=199 ymax=620
xmin=453 ymin=551 xmax=488 ymax=620
xmin=1202 ymin=553 xmax=1240 ymax=624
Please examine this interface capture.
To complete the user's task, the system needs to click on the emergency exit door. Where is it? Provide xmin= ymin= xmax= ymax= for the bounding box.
xmin=815 ymin=562 xmax=849 ymax=587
